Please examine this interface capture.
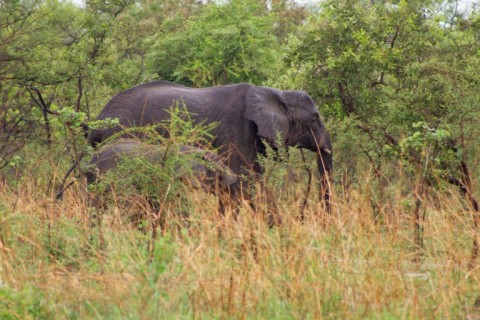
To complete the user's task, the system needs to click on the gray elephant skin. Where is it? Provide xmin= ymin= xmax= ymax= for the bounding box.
xmin=88 ymin=80 xmax=333 ymax=205
xmin=86 ymin=139 xmax=238 ymax=194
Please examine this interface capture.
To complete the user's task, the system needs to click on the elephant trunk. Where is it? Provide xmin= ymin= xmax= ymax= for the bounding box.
xmin=315 ymin=132 xmax=333 ymax=212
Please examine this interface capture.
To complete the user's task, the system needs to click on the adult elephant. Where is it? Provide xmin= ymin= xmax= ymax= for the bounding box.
xmin=88 ymin=80 xmax=333 ymax=207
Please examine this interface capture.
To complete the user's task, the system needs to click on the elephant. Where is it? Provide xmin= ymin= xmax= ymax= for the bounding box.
xmin=85 ymin=138 xmax=239 ymax=229
xmin=85 ymin=138 xmax=238 ymax=193
xmin=88 ymin=80 xmax=333 ymax=208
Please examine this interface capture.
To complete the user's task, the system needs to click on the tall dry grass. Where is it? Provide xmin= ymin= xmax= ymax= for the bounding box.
xmin=1 ymin=160 xmax=479 ymax=319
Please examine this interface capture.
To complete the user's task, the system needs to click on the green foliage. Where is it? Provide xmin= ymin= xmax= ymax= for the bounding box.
xmin=56 ymin=107 xmax=87 ymax=130
xmin=0 ymin=286 xmax=51 ymax=320
xmin=282 ymin=0 xmax=480 ymax=186
xmin=148 ymin=233 xmax=177 ymax=282
xmin=0 ymin=0 xmax=144 ymax=174
xmin=146 ymin=0 xmax=280 ymax=86
xmin=142 ymin=233 xmax=179 ymax=317
xmin=400 ymin=122 xmax=459 ymax=179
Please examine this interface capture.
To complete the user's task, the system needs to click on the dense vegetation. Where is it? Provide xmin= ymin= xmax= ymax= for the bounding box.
xmin=1 ymin=0 xmax=480 ymax=318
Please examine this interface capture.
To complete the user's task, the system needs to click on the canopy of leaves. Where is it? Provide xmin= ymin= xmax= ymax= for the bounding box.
xmin=146 ymin=0 xmax=280 ymax=86
xmin=282 ymin=0 xmax=480 ymax=184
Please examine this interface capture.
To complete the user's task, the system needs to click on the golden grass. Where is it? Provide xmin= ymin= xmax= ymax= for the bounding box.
xmin=1 ymin=169 xmax=479 ymax=319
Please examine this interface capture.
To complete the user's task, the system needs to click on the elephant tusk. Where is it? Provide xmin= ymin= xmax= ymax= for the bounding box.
xmin=321 ymin=147 xmax=332 ymax=155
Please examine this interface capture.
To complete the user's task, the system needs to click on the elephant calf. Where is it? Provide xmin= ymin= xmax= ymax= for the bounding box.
xmin=85 ymin=139 xmax=238 ymax=194
xmin=84 ymin=139 xmax=238 ymax=231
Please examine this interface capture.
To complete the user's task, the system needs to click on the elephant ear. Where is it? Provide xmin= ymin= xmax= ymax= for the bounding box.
xmin=244 ymin=87 xmax=290 ymax=145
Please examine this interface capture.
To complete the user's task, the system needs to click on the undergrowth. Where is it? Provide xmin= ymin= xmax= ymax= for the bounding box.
xmin=1 ymin=152 xmax=479 ymax=319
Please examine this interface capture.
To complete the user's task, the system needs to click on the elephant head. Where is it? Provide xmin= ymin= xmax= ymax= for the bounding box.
xmin=244 ymin=87 xmax=333 ymax=208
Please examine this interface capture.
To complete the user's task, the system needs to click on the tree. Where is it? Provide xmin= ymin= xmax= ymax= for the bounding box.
xmin=281 ymin=0 xmax=480 ymax=232
xmin=284 ymin=0 xmax=479 ymax=175
xmin=0 ymin=0 xmax=141 ymax=171
xmin=146 ymin=0 xmax=280 ymax=86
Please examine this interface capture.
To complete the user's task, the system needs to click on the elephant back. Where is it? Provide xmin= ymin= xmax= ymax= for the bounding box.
xmin=88 ymin=81 xmax=212 ymax=147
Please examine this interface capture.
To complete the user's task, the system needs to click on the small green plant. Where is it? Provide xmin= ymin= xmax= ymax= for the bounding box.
xmin=0 ymin=285 xmax=51 ymax=319
xmin=400 ymin=121 xmax=459 ymax=180
xmin=55 ymin=106 xmax=120 ymax=174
